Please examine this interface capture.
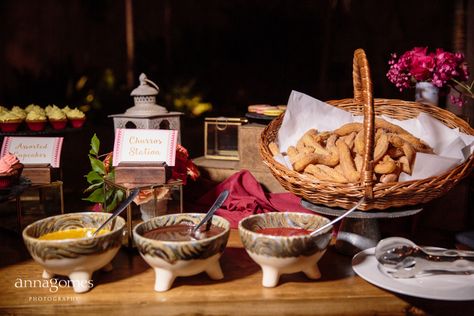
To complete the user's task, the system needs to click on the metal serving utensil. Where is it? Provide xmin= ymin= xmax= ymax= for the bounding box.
xmin=89 ymin=188 xmax=140 ymax=237
xmin=375 ymin=236 xmax=474 ymax=278
xmin=309 ymin=197 xmax=365 ymax=236
xmin=191 ymin=190 xmax=229 ymax=239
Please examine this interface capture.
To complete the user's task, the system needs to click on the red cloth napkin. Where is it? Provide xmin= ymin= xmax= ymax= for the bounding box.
xmin=194 ymin=170 xmax=313 ymax=228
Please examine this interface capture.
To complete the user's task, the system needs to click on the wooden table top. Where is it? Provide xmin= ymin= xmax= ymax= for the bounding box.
xmin=0 ymin=229 xmax=472 ymax=316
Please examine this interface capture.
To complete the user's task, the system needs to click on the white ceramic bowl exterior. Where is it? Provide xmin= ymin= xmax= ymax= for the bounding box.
xmin=239 ymin=212 xmax=332 ymax=287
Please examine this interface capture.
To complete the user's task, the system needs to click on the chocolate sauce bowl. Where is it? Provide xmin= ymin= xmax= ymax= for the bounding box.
xmin=133 ymin=213 xmax=230 ymax=292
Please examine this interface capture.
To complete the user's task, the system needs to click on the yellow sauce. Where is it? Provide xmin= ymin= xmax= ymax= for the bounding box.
xmin=38 ymin=228 xmax=110 ymax=240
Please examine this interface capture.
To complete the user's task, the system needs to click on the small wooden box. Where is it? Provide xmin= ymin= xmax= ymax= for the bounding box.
xmin=238 ymin=123 xmax=267 ymax=171
xmin=115 ymin=162 xmax=167 ymax=185
xmin=22 ymin=164 xmax=60 ymax=184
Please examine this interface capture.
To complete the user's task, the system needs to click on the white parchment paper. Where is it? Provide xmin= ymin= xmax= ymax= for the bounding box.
xmin=275 ymin=91 xmax=474 ymax=181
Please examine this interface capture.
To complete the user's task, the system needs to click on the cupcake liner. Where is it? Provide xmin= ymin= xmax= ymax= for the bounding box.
xmin=49 ymin=119 xmax=67 ymax=130
xmin=69 ymin=118 xmax=86 ymax=128
xmin=0 ymin=177 xmax=13 ymax=189
xmin=0 ymin=121 xmax=22 ymax=132
xmin=26 ymin=120 xmax=47 ymax=131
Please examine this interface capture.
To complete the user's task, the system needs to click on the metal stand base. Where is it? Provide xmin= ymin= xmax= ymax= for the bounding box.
xmin=301 ymin=200 xmax=423 ymax=256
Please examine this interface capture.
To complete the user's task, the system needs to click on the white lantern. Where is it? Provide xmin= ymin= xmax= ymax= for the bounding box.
xmin=109 ymin=73 xmax=183 ymax=142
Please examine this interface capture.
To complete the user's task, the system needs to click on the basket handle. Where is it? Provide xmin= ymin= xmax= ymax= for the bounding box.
xmin=352 ymin=49 xmax=375 ymax=199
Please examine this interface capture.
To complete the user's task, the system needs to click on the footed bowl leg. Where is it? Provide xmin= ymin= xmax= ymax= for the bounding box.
xmin=261 ymin=265 xmax=280 ymax=288
xmin=154 ymin=268 xmax=176 ymax=292
xmin=205 ymin=259 xmax=224 ymax=280
xmin=68 ymin=271 xmax=93 ymax=293
xmin=42 ymin=270 xmax=54 ymax=279
xmin=303 ymin=264 xmax=321 ymax=280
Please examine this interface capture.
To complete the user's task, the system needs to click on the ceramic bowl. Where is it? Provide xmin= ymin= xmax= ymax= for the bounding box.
xmin=133 ymin=213 xmax=230 ymax=292
xmin=238 ymin=212 xmax=332 ymax=287
xmin=22 ymin=212 xmax=126 ymax=293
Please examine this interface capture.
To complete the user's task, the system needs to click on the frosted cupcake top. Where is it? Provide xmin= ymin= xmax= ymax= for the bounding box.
xmin=66 ymin=108 xmax=85 ymax=119
xmin=62 ymin=106 xmax=72 ymax=114
xmin=0 ymin=153 xmax=20 ymax=173
xmin=45 ymin=105 xmax=61 ymax=116
xmin=0 ymin=111 xmax=23 ymax=122
xmin=11 ymin=106 xmax=27 ymax=119
xmin=26 ymin=111 xmax=47 ymax=121
xmin=48 ymin=109 xmax=66 ymax=120
xmin=25 ymin=104 xmax=44 ymax=114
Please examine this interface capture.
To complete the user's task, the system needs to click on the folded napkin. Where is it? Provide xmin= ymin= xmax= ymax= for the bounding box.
xmin=194 ymin=170 xmax=313 ymax=228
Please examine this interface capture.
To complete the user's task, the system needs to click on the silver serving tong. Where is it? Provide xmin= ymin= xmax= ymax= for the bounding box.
xmin=375 ymin=237 xmax=474 ymax=278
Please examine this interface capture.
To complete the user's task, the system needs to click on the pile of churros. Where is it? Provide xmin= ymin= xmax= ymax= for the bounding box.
xmin=269 ymin=118 xmax=433 ymax=184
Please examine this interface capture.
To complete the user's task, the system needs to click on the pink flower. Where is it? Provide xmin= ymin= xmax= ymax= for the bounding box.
xmin=387 ymin=47 xmax=470 ymax=95
xmin=410 ymin=47 xmax=435 ymax=81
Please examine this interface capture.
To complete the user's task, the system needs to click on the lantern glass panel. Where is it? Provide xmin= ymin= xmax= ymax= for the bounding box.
xmin=205 ymin=118 xmax=247 ymax=160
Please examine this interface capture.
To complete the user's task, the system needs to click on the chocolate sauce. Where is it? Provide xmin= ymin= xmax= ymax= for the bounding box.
xmin=143 ymin=224 xmax=225 ymax=241
xmin=256 ymin=227 xmax=312 ymax=237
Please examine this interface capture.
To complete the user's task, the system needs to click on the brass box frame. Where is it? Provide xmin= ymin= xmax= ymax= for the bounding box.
xmin=204 ymin=117 xmax=247 ymax=160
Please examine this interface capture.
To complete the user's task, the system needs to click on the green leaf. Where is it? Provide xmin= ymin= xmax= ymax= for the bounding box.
xmin=89 ymin=156 xmax=106 ymax=174
xmin=105 ymin=187 xmax=116 ymax=200
xmin=82 ymin=188 xmax=105 ymax=203
xmin=83 ymin=182 xmax=104 ymax=194
xmin=89 ymin=134 xmax=100 ymax=156
xmin=103 ymin=189 xmax=124 ymax=212
xmin=85 ymin=171 xmax=103 ymax=184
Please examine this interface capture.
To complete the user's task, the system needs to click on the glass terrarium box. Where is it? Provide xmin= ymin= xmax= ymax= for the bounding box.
xmin=204 ymin=117 xmax=247 ymax=160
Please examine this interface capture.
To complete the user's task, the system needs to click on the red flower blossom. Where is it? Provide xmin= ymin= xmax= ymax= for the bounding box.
xmin=171 ymin=144 xmax=200 ymax=185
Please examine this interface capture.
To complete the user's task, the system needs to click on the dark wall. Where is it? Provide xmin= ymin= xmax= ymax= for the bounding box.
xmin=0 ymin=0 xmax=459 ymax=111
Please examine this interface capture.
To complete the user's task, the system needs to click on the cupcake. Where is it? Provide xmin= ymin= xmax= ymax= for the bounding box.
xmin=45 ymin=104 xmax=61 ymax=116
xmin=11 ymin=106 xmax=27 ymax=120
xmin=0 ymin=111 xmax=23 ymax=132
xmin=26 ymin=110 xmax=47 ymax=131
xmin=0 ymin=153 xmax=24 ymax=189
xmin=47 ymin=108 xmax=67 ymax=130
xmin=66 ymin=108 xmax=86 ymax=128
xmin=25 ymin=104 xmax=45 ymax=115
xmin=62 ymin=105 xmax=72 ymax=115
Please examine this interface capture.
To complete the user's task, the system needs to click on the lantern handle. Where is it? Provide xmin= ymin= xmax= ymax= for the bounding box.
xmin=138 ymin=73 xmax=160 ymax=95
xmin=144 ymin=78 xmax=160 ymax=95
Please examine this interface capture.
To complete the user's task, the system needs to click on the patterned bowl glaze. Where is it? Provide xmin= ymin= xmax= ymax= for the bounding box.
xmin=238 ymin=212 xmax=332 ymax=287
xmin=133 ymin=213 xmax=230 ymax=292
xmin=22 ymin=212 xmax=126 ymax=293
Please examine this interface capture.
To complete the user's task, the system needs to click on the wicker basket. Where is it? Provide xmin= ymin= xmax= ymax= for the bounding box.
xmin=259 ymin=49 xmax=474 ymax=210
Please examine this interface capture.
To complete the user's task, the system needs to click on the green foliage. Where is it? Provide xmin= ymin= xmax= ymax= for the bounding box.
xmin=83 ymin=133 xmax=123 ymax=212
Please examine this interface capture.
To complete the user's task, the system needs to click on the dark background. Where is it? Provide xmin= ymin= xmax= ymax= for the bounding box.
xmin=0 ymin=0 xmax=473 ymax=214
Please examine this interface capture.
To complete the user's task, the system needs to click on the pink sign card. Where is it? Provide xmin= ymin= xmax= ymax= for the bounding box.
xmin=112 ymin=128 xmax=177 ymax=166
xmin=1 ymin=137 xmax=64 ymax=167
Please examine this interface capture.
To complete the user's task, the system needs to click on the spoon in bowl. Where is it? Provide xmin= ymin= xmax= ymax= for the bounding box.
xmin=88 ymin=188 xmax=140 ymax=237
xmin=309 ymin=197 xmax=365 ymax=236
xmin=191 ymin=190 xmax=229 ymax=239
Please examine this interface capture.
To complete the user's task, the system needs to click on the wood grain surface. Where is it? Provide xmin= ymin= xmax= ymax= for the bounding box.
xmin=0 ymin=229 xmax=472 ymax=316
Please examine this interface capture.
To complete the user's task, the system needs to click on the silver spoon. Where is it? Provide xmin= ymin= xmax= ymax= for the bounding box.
xmin=309 ymin=197 xmax=365 ymax=236
xmin=191 ymin=190 xmax=229 ymax=239
xmin=89 ymin=188 xmax=140 ymax=237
